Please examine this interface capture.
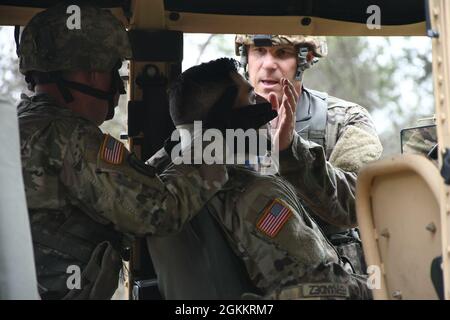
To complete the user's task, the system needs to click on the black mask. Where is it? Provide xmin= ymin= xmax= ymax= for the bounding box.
xmin=204 ymin=86 xmax=278 ymax=132
xmin=228 ymin=101 xmax=277 ymax=131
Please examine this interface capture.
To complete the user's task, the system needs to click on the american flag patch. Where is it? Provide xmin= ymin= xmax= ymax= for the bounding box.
xmin=256 ymin=199 xmax=292 ymax=238
xmin=100 ymin=134 xmax=124 ymax=165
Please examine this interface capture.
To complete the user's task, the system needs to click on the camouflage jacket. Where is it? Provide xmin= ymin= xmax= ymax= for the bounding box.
xmin=403 ymin=124 xmax=437 ymax=157
xmin=147 ymin=150 xmax=369 ymax=299
xmin=279 ymin=88 xmax=383 ymax=233
xmin=18 ymin=93 xmax=228 ymax=299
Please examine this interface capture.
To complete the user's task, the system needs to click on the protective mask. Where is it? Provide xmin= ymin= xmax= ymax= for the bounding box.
xmin=204 ymin=86 xmax=277 ymax=131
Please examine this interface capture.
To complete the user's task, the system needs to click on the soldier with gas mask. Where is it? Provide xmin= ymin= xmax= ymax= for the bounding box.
xmin=146 ymin=58 xmax=370 ymax=300
xmin=235 ymin=35 xmax=383 ymax=274
xmin=17 ymin=3 xmax=228 ymax=299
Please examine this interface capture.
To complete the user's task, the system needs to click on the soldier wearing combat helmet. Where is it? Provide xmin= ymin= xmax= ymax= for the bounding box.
xmin=235 ymin=34 xmax=383 ymax=274
xmin=17 ymin=3 xmax=228 ymax=299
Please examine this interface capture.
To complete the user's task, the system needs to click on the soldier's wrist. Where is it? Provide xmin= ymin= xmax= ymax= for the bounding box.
xmin=278 ymin=131 xmax=308 ymax=173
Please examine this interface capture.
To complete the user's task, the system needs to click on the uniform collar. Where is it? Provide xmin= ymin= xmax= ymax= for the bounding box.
xmin=17 ymin=93 xmax=76 ymax=119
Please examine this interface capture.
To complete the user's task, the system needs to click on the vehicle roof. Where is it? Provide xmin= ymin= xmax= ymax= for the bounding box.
xmin=0 ymin=0 xmax=427 ymax=36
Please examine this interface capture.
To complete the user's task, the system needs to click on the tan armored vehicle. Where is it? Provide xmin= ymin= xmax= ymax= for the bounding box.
xmin=0 ymin=0 xmax=448 ymax=300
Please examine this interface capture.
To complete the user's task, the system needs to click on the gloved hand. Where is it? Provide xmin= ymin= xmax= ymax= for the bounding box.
xmin=204 ymin=86 xmax=277 ymax=132
xmin=227 ymin=102 xmax=277 ymax=131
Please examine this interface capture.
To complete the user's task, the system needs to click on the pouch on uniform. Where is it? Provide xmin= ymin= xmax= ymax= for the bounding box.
xmin=63 ymin=241 xmax=122 ymax=300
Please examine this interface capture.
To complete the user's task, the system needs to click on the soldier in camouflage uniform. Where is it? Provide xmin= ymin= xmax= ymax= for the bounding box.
xmin=17 ymin=3 xmax=228 ymax=299
xmin=402 ymin=122 xmax=437 ymax=158
xmin=235 ymin=35 xmax=383 ymax=274
xmin=146 ymin=58 xmax=370 ymax=299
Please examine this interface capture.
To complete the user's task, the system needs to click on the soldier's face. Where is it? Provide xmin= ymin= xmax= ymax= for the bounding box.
xmin=247 ymin=45 xmax=298 ymax=102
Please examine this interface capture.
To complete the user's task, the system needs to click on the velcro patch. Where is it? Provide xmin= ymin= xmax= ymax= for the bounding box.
xmin=256 ymin=199 xmax=292 ymax=238
xmin=301 ymin=283 xmax=350 ymax=299
xmin=100 ymin=134 xmax=124 ymax=165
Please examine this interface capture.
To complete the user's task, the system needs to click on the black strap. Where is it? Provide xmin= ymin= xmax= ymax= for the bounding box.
xmin=27 ymin=68 xmax=122 ymax=107
xmin=60 ymin=76 xmax=118 ymax=120
xmin=61 ymin=79 xmax=115 ymax=100
xmin=61 ymin=67 xmax=124 ymax=100
xmin=14 ymin=25 xmax=21 ymax=57
xmin=252 ymin=35 xmax=273 ymax=47
xmin=55 ymin=78 xmax=75 ymax=103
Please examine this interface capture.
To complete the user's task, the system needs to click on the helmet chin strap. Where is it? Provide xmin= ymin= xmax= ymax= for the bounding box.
xmin=59 ymin=78 xmax=117 ymax=120
xmin=239 ymin=45 xmax=249 ymax=80
xmin=28 ymin=65 xmax=126 ymax=121
xmin=295 ymin=47 xmax=318 ymax=81
xmin=55 ymin=69 xmax=125 ymax=121
xmin=239 ymin=40 xmax=318 ymax=82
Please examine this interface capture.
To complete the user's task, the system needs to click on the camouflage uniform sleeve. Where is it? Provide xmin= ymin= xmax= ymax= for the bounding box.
xmin=60 ymin=121 xmax=228 ymax=237
xmin=210 ymin=172 xmax=369 ymax=299
xmin=403 ymin=126 xmax=437 ymax=157
xmin=279 ymin=105 xmax=382 ymax=227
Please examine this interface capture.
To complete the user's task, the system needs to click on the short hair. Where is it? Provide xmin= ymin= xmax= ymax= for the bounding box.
xmin=169 ymin=58 xmax=239 ymax=125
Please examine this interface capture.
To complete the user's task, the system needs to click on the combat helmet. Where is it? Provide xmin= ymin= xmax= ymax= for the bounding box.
xmin=235 ymin=34 xmax=327 ymax=81
xmin=18 ymin=2 xmax=132 ymax=120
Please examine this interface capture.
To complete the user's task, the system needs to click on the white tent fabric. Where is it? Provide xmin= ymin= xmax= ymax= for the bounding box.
xmin=0 ymin=97 xmax=39 ymax=299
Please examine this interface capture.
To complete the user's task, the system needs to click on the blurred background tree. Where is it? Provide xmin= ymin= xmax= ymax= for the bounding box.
xmin=0 ymin=27 xmax=26 ymax=103
xmin=303 ymin=36 xmax=433 ymax=155
xmin=1 ymin=26 xmax=433 ymax=156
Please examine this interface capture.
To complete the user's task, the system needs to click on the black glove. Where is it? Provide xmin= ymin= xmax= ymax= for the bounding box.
xmin=204 ymin=86 xmax=278 ymax=132
xmin=227 ymin=102 xmax=277 ymax=131
xmin=203 ymin=86 xmax=238 ymax=131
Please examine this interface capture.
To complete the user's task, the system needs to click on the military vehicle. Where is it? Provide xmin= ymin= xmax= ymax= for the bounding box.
xmin=0 ymin=0 xmax=448 ymax=300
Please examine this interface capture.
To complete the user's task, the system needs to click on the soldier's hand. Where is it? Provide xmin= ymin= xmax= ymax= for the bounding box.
xmin=270 ymin=78 xmax=299 ymax=151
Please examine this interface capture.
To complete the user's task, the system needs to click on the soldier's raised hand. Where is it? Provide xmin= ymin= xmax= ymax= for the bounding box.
xmin=269 ymin=78 xmax=299 ymax=151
